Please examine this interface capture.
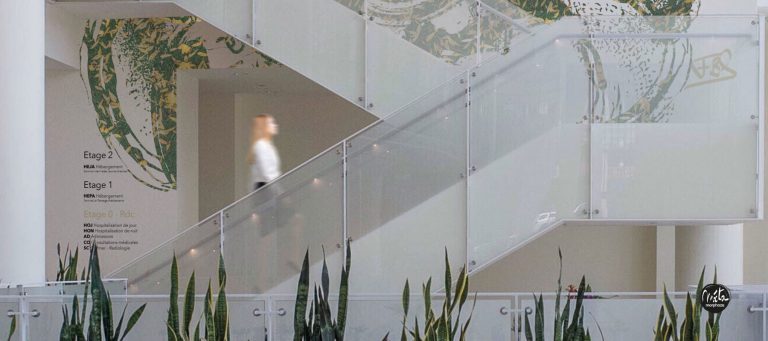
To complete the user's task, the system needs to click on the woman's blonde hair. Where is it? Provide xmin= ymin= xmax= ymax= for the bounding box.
xmin=248 ymin=114 xmax=273 ymax=163
xmin=251 ymin=114 xmax=273 ymax=143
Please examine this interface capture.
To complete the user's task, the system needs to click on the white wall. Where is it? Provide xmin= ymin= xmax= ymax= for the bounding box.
xmin=45 ymin=4 xmax=82 ymax=68
xmin=471 ymin=225 xmax=657 ymax=292
xmin=232 ymin=91 xmax=376 ymax=199
xmin=176 ymin=72 xmax=200 ymax=230
xmin=196 ymin=88 xmax=235 ymax=221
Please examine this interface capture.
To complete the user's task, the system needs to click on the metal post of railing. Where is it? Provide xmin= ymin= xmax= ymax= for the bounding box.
xmin=758 ymin=16 xmax=765 ymax=220
xmin=219 ymin=210 xmax=225 ymax=257
xmin=342 ymin=141 xmax=349 ymax=251
xmin=515 ymin=295 xmax=521 ymax=341
xmin=475 ymin=1 xmax=482 ymax=66
xmin=587 ymin=61 xmax=595 ymax=220
xmin=18 ymin=287 xmax=26 ymax=341
xmin=9 ymin=289 xmax=40 ymax=341
xmin=362 ymin=0 xmax=370 ymax=110
xmin=251 ymin=0 xmax=257 ymax=47
xmin=266 ymin=296 xmax=275 ymax=341
xmin=465 ymin=69 xmax=473 ymax=272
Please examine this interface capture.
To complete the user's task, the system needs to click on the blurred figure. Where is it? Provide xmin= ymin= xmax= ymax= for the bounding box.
xmin=248 ymin=114 xmax=281 ymax=191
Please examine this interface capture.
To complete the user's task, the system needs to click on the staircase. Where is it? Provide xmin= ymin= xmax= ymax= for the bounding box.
xmin=56 ymin=0 xmax=764 ymax=295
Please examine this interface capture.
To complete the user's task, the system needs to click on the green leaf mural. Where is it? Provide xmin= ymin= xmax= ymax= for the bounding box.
xmin=81 ymin=17 xmax=210 ymax=191
xmin=347 ymin=0 xmax=701 ymax=123
xmin=80 ymin=17 xmax=280 ymax=191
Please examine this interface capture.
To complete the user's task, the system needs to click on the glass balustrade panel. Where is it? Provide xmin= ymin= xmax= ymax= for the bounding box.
xmin=222 ymin=146 xmax=344 ymax=295
xmin=365 ymin=0 xmax=477 ymax=117
xmin=585 ymin=16 xmax=761 ymax=220
xmin=254 ymin=0 xmax=366 ymax=110
xmin=468 ymin=37 xmax=590 ymax=271
xmin=346 ymin=73 xmax=469 ymax=293
xmin=109 ymin=216 xmax=221 ymax=295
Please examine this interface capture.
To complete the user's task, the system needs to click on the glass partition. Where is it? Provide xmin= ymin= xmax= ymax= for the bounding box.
xmin=346 ymin=72 xmax=469 ymax=293
xmin=26 ymin=295 xmax=267 ymax=341
xmin=468 ymin=14 xmax=762 ymax=271
xmin=364 ymin=0 xmax=478 ymax=116
xmin=519 ymin=291 xmax=765 ymax=340
xmin=223 ymin=145 xmax=344 ymax=294
xmin=253 ymin=0 xmax=366 ymax=110
xmin=468 ymin=33 xmax=590 ymax=270
xmin=6 ymin=291 xmax=768 ymax=340
xmin=586 ymin=16 xmax=761 ymax=220
xmin=110 ymin=215 xmax=222 ymax=295
xmin=270 ymin=295 xmax=510 ymax=340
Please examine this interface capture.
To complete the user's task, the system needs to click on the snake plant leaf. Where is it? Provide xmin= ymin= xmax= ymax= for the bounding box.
xmin=458 ymin=294 xmax=477 ymax=341
xmin=60 ymin=311 xmax=71 ymax=341
xmin=313 ymin=285 xmax=322 ymax=337
xmin=662 ymin=285 xmax=679 ymax=341
xmin=423 ymin=278 xmax=432 ymax=322
xmin=204 ymin=281 xmax=215 ymax=341
xmin=524 ymin=308 xmax=533 ymax=341
xmin=561 ymin=294 xmax=571 ymax=340
xmin=535 ymin=294 xmax=544 ymax=341
xmin=554 ymin=248 xmax=563 ymax=341
xmin=322 ymin=247 xmax=330 ymax=303
xmin=567 ymin=276 xmax=587 ymax=337
xmin=336 ymin=240 xmax=351 ymax=341
xmin=214 ymin=252 xmax=229 ymax=341
xmin=444 ymin=249 xmax=452 ymax=305
xmin=218 ymin=253 xmax=226 ymax=288
xmin=120 ymin=303 xmax=147 ymax=341
xmin=67 ymin=247 xmax=80 ymax=282
xmin=168 ymin=254 xmax=180 ymax=341
xmin=194 ymin=319 xmax=201 ymax=341
xmin=184 ymin=271 xmax=196 ymax=338
xmin=214 ymin=284 xmax=228 ymax=341
xmin=682 ymin=293 xmax=694 ymax=341
xmin=435 ymin=307 xmax=448 ymax=340
xmin=294 ymin=250 xmax=310 ymax=340
xmin=402 ymin=279 xmax=410 ymax=317
xmin=707 ymin=267 xmax=718 ymax=339
xmin=654 ymin=306 xmax=665 ymax=341
xmin=320 ymin=301 xmax=335 ymax=341
xmin=457 ymin=268 xmax=469 ymax=310
xmin=576 ymin=307 xmax=585 ymax=341
xmin=102 ymin=292 xmax=114 ymax=341
xmin=6 ymin=315 xmax=15 ymax=341
xmin=401 ymin=279 xmax=410 ymax=341
xmin=112 ymin=303 xmax=128 ymax=340
xmin=693 ymin=267 xmax=705 ymax=337
xmin=81 ymin=262 xmax=90 ymax=327
xmin=89 ymin=246 xmax=104 ymax=341
xmin=167 ymin=325 xmax=179 ymax=341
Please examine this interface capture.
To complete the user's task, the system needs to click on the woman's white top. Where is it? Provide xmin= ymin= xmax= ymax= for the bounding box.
xmin=250 ymin=139 xmax=281 ymax=184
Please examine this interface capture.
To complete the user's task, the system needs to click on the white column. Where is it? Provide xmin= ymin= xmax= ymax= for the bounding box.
xmin=676 ymin=224 xmax=744 ymax=291
xmin=0 ymin=0 xmax=46 ymax=284
xmin=656 ymin=225 xmax=676 ymax=291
